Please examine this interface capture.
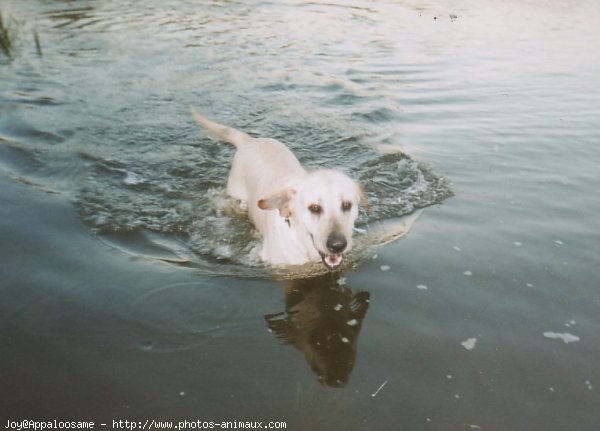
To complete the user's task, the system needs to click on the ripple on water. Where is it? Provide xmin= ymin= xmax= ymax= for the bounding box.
xmin=1 ymin=0 xmax=453 ymax=279
xmin=71 ymin=122 xmax=451 ymax=277
xmin=130 ymin=281 xmax=254 ymax=353
xmin=1 ymin=105 xmax=451 ymax=278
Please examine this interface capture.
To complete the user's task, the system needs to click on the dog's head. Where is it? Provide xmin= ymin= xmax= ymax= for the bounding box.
xmin=258 ymin=170 xmax=369 ymax=270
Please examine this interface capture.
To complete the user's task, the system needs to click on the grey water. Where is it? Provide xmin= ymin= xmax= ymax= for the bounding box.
xmin=1 ymin=0 xmax=599 ymax=429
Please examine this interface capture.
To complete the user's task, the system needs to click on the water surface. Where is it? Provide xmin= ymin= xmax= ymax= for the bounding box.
xmin=1 ymin=0 xmax=599 ymax=429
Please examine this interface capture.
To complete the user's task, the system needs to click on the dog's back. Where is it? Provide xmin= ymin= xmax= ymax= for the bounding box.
xmin=191 ymin=108 xmax=305 ymax=205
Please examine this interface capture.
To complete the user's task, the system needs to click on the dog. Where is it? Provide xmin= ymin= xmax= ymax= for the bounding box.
xmin=191 ymin=108 xmax=368 ymax=270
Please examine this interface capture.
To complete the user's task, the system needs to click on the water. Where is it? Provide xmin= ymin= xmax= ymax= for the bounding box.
xmin=1 ymin=0 xmax=599 ymax=429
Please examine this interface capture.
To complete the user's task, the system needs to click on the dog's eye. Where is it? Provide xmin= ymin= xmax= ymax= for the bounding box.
xmin=308 ymin=204 xmax=323 ymax=215
xmin=341 ymin=201 xmax=352 ymax=212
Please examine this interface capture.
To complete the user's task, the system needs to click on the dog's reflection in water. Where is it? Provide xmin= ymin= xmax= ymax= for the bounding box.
xmin=265 ymin=275 xmax=370 ymax=387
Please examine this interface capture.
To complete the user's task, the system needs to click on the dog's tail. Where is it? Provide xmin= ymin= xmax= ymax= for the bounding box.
xmin=190 ymin=106 xmax=251 ymax=148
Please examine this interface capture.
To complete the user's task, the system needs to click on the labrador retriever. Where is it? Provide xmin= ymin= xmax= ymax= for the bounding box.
xmin=191 ymin=108 xmax=368 ymax=269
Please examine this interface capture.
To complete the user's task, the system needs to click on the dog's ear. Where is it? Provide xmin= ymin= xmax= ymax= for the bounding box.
xmin=358 ymin=184 xmax=372 ymax=212
xmin=257 ymin=189 xmax=296 ymax=218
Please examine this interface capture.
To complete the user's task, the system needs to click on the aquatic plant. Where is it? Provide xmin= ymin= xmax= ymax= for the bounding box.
xmin=0 ymin=12 xmax=43 ymax=58
xmin=33 ymin=29 xmax=42 ymax=56
xmin=0 ymin=12 xmax=13 ymax=57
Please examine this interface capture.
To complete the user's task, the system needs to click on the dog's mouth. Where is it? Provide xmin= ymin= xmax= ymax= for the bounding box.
xmin=319 ymin=252 xmax=344 ymax=270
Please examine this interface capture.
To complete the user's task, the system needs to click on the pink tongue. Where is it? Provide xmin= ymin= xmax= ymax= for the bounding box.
xmin=325 ymin=254 xmax=343 ymax=267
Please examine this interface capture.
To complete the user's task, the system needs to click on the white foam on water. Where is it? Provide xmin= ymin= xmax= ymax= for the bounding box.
xmin=461 ymin=338 xmax=477 ymax=350
xmin=123 ymin=171 xmax=146 ymax=186
xmin=543 ymin=331 xmax=580 ymax=344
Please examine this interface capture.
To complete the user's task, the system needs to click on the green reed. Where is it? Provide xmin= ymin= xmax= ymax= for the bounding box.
xmin=0 ymin=12 xmax=13 ymax=57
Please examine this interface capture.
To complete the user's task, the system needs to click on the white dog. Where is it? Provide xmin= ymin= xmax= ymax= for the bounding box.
xmin=191 ymin=108 xmax=368 ymax=270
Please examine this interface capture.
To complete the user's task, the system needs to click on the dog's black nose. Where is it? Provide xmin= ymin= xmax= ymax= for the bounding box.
xmin=326 ymin=234 xmax=347 ymax=253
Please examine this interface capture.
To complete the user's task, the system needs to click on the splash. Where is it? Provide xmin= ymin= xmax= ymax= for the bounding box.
xmin=73 ymin=128 xmax=451 ymax=277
